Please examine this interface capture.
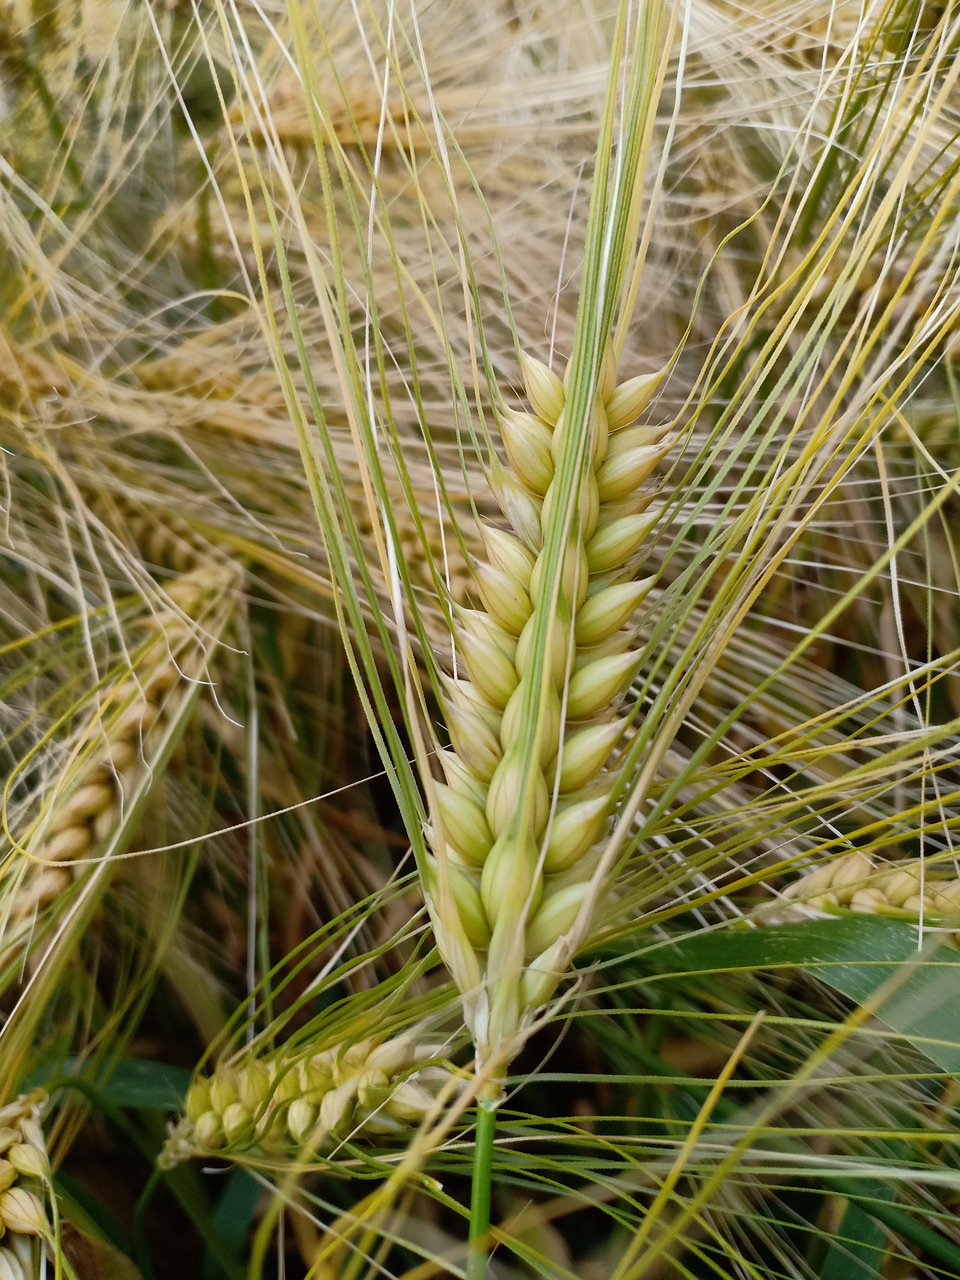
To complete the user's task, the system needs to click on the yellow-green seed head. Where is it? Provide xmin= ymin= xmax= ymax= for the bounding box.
xmin=444 ymin=690 xmax=503 ymax=783
xmin=480 ymin=831 xmax=543 ymax=925
xmin=209 ymin=1067 xmax=241 ymax=1116
xmin=486 ymin=748 xmax=549 ymax=839
xmin=0 ymin=1189 xmax=47 ymax=1238
xmin=520 ymin=937 xmax=568 ymax=1010
xmin=540 ymin=476 xmax=599 ymax=545
xmin=286 ymin=1099 xmax=318 ymax=1146
xmin=6 ymin=1146 xmax=45 ymax=1182
xmin=475 ymin=560 xmax=534 ymax=635
xmin=448 ymin=863 xmax=493 ymax=949
xmin=13 ymin=1121 xmax=43 ymax=1159
xmin=479 ymin=526 xmax=536 ymax=592
xmin=221 ymin=1102 xmax=254 ymax=1146
xmin=193 ymin=1111 xmax=226 ymax=1149
xmin=319 ymin=1082 xmax=356 ymax=1136
xmin=457 ymin=619 xmax=520 ymax=709
xmin=529 ymin=540 xmax=589 ymax=610
xmin=185 ymin=1077 xmax=213 ymax=1124
xmin=489 ymin=459 xmax=543 ymax=551
xmin=237 ymin=1060 xmax=273 ymax=1113
xmin=591 ymin=400 xmax=610 ymax=466
xmin=439 ymin=750 xmax=489 ymax=805
xmin=515 ymin=611 xmax=572 ymax=690
xmin=500 ymin=680 xmax=561 ymax=767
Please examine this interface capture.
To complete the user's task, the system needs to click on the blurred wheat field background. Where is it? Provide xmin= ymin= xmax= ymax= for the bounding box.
xmin=1 ymin=0 xmax=960 ymax=1277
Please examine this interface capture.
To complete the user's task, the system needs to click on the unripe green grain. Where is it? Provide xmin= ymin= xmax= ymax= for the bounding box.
xmin=525 ymin=882 xmax=591 ymax=956
xmin=574 ymin=577 xmax=654 ymax=646
xmin=486 ymin=748 xmax=549 ymax=838
xmin=604 ymin=368 xmax=667 ymax=429
xmin=586 ymin=511 xmax=658 ymax=573
xmin=529 ymin=540 xmax=589 ymax=609
xmin=500 ymin=680 xmax=561 ymax=766
xmin=543 ymin=793 xmax=609 ymax=872
xmin=435 ymin=782 xmax=494 ymax=867
xmin=480 ymin=832 xmax=542 ymax=924
xmin=480 ymin=526 xmax=536 ymax=592
xmin=457 ymin=619 xmax=520 ymax=708
xmin=444 ymin=692 xmax=503 ymax=783
xmin=475 ymin=560 xmax=533 ymax=635
xmin=498 ymin=408 xmax=555 ymax=495
xmin=519 ymin=352 xmax=565 ymax=425
xmin=548 ymin=718 xmax=625 ymax=792
xmin=489 ymin=459 xmax=543 ymax=551
xmin=515 ymin=611 xmax=572 ymax=688
xmin=566 ymin=650 xmax=640 ymax=719
xmin=596 ymin=439 xmax=673 ymax=504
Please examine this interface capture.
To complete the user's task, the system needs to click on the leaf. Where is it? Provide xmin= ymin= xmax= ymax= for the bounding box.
xmin=92 ymin=1059 xmax=192 ymax=1112
xmin=818 ymin=1200 xmax=886 ymax=1280
xmin=620 ymin=917 xmax=960 ymax=1072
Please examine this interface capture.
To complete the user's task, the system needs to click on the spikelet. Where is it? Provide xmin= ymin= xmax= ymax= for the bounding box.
xmin=424 ymin=344 xmax=672 ymax=1054
xmin=2 ymin=565 xmax=239 ymax=960
xmin=766 ymin=852 xmax=960 ymax=943
xmin=159 ymin=1034 xmax=460 ymax=1168
xmin=0 ymin=1092 xmax=53 ymax=1277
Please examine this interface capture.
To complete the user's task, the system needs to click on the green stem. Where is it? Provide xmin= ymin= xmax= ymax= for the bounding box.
xmin=467 ymin=1095 xmax=499 ymax=1280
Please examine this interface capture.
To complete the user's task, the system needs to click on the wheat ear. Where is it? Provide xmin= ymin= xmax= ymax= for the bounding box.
xmin=0 ymin=1091 xmax=53 ymax=1280
xmin=768 ymin=851 xmax=960 ymax=941
xmin=425 ymin=343 xmax=671 ymax=1057
xmin=159 ymin=1033 xmax=459 ymax=1169
xmin=3 ymin=565 xmax=238 ymax=962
